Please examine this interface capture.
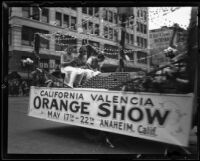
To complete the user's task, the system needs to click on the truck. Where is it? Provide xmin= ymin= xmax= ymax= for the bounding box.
xmin=27 ymin=7 xmax=198 ymax=154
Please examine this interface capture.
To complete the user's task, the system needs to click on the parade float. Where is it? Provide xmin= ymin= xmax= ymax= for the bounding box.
xmin=27 ymin=7 xmax=198 ymax=150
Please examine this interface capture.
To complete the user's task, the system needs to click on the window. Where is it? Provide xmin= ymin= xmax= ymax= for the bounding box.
xmin=141 ymin=24 xmax=143 ymax=33
xmin=88 ymin=7 xmax=93 ymax=16
xmin=22 ymin=26 xmax=33 ymax=46
xmin=104 ymin=9 xmax=108 ymax=21
xmin=141 ymin=38 xmax=144 ymax=47
xmin=114 ymin=29 xmax=118 ymax=41
xmin=126 ymin=33 xmax=129 ymax=44
xmin=137 ymin=10 xmax=140 ymax=17
xmin=113 ymin=13 xmax=118 ymax=24
xmin=137 ymin=36 xmax=141 ymax=47
xmin=144 ymin=11 xmax=147 ymax=21
xmin=94 ymin=7 xmax=99 ymax=17
xmin=108 ymin=11 xmax=113 ymax=23
xmin=88 ymin=21 xmax=93 ymax=34
xmin=41 ymin=8 xmax=49 ymax=23
xmin=71 ymin=16 xmax=77 ymax=30
xmin=144 ymin=25 xmax=147 ymax=34
xmin=139 ymin=37 xmax=142 ymax=47
xmin=109 ymin=28 xmax=113 ymax=40
xmin=104 ymin=26 xmax=108 ymax=38
xmin=82 ymin=7 xmax=87 ymax=14
xmin=21 ymin=26 xmax=49 ymax=49
xmin=143 ymin=38 xmax=145 ymax=47
xmin=141 ymin=10 xmax=143 ymax=17
xmin=94 ymin=24 xmax=99 ymax=35
xmin=32 ymin=7 xmax=40 ymax=20
xmin=130 ymin=34 xmax=134 ymax=44
xmin=144 ymin=39 xmax=147 ymax=48
xmin=22 ymin=7 xmax=30 ymax=18
xmin=137 ymin=22 xmax=139 ymax=32
xmin=63 ymin=14 xmax=69 ymax=27
xmin=82 ymin=19 xmax=87 ymax=32
xmin=56 ymin=12 xmax=62 ymax=26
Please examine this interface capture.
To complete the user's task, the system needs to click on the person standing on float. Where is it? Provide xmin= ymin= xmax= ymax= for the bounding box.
xmin=61 ymin=45 xmax=88 ymax=87
xmin=60 ymin=46 xmax=76 ymax=85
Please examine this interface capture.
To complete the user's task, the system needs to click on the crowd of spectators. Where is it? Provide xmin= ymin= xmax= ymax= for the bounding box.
xmin=8 ymin=79 xmax=29 ymax=96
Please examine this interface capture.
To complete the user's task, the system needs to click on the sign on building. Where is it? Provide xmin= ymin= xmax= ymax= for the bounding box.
xmin=49 ymin=59 xmax=55 ymax=69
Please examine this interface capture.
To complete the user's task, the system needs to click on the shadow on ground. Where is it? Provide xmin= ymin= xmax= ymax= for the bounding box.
xmin=33 ymin=125 xmax=171 ymax=154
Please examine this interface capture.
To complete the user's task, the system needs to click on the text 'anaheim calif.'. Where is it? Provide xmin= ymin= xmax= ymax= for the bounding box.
xmin=32 ymin=90 xmax=171 ymax=137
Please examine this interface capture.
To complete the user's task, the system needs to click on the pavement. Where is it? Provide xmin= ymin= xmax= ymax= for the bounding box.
xmin=6 ymin=96 xmax=198 ymax=157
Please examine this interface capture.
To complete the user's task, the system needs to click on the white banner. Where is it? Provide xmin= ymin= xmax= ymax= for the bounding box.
xmin=28 ymin=86 xmax=194 ymax=147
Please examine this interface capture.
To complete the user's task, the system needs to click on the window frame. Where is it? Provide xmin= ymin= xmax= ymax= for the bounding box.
xmin=41 ymin=8 xmax=49 ymax=23
xmin=63 ymin=14 xmax=69 ymax=27
xmin=22 ymin=7 xmax=30 ymax=18
xmin=94 ymin=23 xmax=99 ymax=35
xmin=32 ymin=7 xmax=40 ymax=21
xmin=82 ymin=7 xmax=87 ymax=14
xmin=130 ymin=34 xmax=134 ymax=44
xmin=109 ymin=27 xmax=113 ymax=40
xmin=104 ymin=26 xmax=108 ymax=38
xmin=88 ymin=21 xmax=93 ymax=34
xmin=71 ymin=16 xmax=77 ymax=30
xmin=55 ymin=12 xmax=62 ymax=26
xmin=88 ymin=7 xmax=93 ymax=16
xmin=94 ymin=7 xmax=99 ymax=17
xmin=108 ymin=10 xmax=113 ymax=23
xmin=21 ymin=26 xmax=49 ymax=49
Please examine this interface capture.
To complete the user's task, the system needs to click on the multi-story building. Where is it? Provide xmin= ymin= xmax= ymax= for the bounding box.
xmin=149 ymin=25 xmax=187 ymax=66
xmin=8 ymin=7 xmax=150 ymax=77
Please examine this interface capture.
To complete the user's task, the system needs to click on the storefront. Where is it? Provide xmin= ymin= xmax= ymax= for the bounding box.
xmin=9 ymin=50 xmax=61 ymax=79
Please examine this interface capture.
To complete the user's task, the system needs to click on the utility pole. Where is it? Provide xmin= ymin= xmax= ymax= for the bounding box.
xmin=119 ymin=13 xmax=126 ymax=72
xmin=34 ymin=33 xmax=40 ymax=69
xmin=118 ymin=7 xmax=133 ymax=72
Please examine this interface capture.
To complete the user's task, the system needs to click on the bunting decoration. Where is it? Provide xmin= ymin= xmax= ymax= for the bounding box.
xmin=34 ymin=7 xmax=191 ymax=63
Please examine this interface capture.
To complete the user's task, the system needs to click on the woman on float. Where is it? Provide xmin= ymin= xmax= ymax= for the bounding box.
xmin=61 ymin=45 xmax=105 ymax=88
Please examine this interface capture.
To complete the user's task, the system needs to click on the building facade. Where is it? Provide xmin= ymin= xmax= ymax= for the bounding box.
xmin=8 ymin=7 xmax=150 ymax=77
xmin=149 ymin=25 xmax=187 ymax=66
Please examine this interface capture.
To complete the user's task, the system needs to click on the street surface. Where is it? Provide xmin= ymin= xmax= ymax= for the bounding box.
xmin=7 ymin=96 xmax=197 ymax=155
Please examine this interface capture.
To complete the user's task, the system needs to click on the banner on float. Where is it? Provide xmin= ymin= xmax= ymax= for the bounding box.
xmin=28 ymin=86 xmax=194 ymax=147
